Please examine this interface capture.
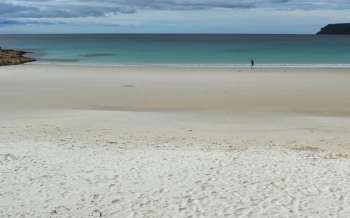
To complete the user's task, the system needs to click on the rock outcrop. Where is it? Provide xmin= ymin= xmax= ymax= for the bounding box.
xmin=317 ymin=23 xmax=350 ymax=35
xmin=0 ymin=47 xmax=36 ymax=66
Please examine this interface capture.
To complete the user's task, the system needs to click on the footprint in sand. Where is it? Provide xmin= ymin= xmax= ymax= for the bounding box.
xmin=90 ymin=209 xmax=102 ymax=217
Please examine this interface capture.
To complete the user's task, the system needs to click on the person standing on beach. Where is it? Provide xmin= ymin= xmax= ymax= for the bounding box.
xmin=251 ymin=59 xmax=255 ymax=70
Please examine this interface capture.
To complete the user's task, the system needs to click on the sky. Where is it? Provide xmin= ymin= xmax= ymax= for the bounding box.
xmin=0 ymin=0 xmax=350 ymax=34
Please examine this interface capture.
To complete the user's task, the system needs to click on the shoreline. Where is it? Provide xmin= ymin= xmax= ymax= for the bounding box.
xmin=29 ymin=61 xmax=350 ymax=69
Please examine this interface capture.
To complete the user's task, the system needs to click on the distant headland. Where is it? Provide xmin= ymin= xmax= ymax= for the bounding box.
xmin=317 ymin=23 xmax=350 ymax=35
xmin=0 ymin=47 xmax=36 ymax=66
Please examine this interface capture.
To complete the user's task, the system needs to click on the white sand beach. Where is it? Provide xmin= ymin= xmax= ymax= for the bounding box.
xmin=1 ymin=64 xmax=350 ymax=217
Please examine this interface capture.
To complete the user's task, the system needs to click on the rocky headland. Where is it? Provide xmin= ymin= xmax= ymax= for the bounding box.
xmin=0 ymin=47 xmax=36 ymax=66
xmin=317 ymin=23 xmax=350 ymax=35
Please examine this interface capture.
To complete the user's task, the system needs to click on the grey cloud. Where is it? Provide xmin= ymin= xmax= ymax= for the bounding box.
xmin=0 ymin=2 xmax=134 ymax=18
xmin=0 ymin=18 xmax=63 ymax=26
xmin=1 ymin=0 xmax=350 ymax=24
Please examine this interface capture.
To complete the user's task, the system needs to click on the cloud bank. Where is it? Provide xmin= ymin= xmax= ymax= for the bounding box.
xmin=1 ymin=0 xmax=349 ymax=19
xmin=0 ymin=0 xmax=350 ymax=33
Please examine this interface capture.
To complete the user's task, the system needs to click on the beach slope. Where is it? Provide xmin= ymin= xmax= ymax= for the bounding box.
xmin=1 ymin=65 xmax=350 ymax=217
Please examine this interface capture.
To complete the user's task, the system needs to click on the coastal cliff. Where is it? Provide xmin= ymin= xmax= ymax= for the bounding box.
xmin=317 ymin=23 xmax=350 ymax=35
xmin=0 ymin=47 xmax=36 ymax=66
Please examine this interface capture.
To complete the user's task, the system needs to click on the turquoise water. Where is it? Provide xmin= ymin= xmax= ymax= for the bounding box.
xmin=1 ymin=34 xmax=350 ymax=67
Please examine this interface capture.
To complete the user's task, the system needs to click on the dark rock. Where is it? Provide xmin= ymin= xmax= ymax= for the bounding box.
xmin=0 ymin=48 xmax=36 ymax=66
xmin=317 ymin=23 xmax=350 ymax=35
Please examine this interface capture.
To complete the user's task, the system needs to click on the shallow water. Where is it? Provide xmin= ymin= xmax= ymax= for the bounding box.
xmin=1 ymin=34 xmax=350 ymax=67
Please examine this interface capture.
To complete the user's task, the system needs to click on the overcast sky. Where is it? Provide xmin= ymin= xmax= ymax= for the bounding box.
xmin=1 ymin=0 xmax=350 ymax=34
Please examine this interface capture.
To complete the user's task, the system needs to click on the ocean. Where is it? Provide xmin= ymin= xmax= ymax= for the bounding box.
xmin=1 ymin=34 xmax=350 ymax=67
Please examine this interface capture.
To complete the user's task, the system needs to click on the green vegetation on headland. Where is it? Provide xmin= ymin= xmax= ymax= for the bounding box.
xmin=0 ymin=47 xmax=36 ymax=66
xmin=317 ymin=23 xmax=350 ymax=35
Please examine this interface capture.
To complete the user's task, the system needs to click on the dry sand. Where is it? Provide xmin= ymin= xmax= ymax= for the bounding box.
xmin=1 ymin=64 xmax=350 ymax=217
